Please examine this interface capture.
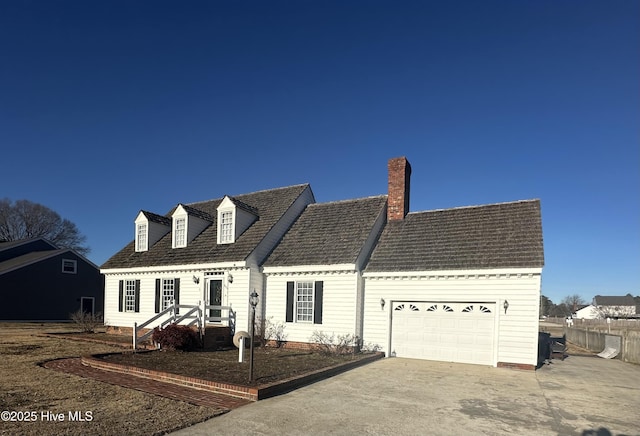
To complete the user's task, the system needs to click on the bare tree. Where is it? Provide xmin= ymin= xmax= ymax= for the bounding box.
xmin=0 ymin=198 xmax=89 ymax=256
xmin=561 ymin=294 xmax=586 ymax=314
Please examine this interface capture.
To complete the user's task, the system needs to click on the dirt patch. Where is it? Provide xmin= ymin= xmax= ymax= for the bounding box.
xmin=0 ymin=322 xmax=217 ymax=436
xmin=99 ymin=347 xmax=375 ymax=386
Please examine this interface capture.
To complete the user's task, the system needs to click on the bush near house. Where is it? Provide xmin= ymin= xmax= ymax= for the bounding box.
xmin=152 ymin=324 xmax=200 ymax=351
xmin=69 ymin=309 xmax=103 ymax=333
xmin=309 ymin=331 xmax=360 ymax=355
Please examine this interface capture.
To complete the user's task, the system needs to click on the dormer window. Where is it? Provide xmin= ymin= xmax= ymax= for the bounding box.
xmin=220 ymin=211 xmax=233 ymax=244
xmin=216 ymin=196 xmax=258 ymax=245
xmin=136 ymin=223 xmax=147 ymax=251
xmin=174 ymin=217 xmax=186 ymax=248
xmin=171 ymin=204 xmax=212 ymax=249
xmin=135 ymin=210 xmax=171 ymax=252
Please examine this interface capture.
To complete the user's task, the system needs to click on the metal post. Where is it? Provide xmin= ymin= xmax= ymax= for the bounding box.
xmin=249 ymin=305 xmax=256 ymax=381
xmin=133 ymin=322 xmax=137 ymax=350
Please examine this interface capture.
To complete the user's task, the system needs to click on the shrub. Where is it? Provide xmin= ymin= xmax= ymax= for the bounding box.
xmin=309 ymin=331 xmax=360 ymax=355
xmin=256 ymin=316 xmax=288 ymax=347
xmin=69 ymin=310 xmax=103 ymax=333
xmin=152 ymin=324 xmax=200 ymax=351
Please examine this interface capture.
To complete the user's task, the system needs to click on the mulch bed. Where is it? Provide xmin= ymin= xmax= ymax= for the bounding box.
xmin=98 ymin=347 xmax=375 ymax=386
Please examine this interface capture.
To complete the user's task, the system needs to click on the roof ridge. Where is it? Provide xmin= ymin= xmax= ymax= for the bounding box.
xmin=407 ymin=199 xmax=540 ymax=215
xmin=186 ymin=183 xmax=310 ymax=206
xmin=308 ymin=195 xmax=387 ymax=207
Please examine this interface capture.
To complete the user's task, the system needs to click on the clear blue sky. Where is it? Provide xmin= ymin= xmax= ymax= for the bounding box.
xmin=1 ymin=1 xmax=638 ymax=305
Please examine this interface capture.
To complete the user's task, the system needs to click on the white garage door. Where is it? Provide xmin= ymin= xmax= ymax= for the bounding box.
xmin=391 ymin=301 xmax=496 ymax=365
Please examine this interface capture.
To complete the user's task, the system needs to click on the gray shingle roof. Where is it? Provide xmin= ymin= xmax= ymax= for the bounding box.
xmin=141 ymin=211 xmax=171 ymax=226
xmin=101 ymin=184 xmax=310 ymax=269
xmin=264 ymin=196 xmax=387 ymax=267
xmin=593 ymin=295 xmax=636 ymax=306
xmin=365 ymin=199 xmax=544 ymax=272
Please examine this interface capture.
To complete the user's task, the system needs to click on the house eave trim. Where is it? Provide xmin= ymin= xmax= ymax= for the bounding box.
xmin=363 ymin=267 xmax=543 ymax=279
xmin=101 ymin=261 xmax=248 ymax=275
xmin=263 ymin=263 xmax=357 ymax=274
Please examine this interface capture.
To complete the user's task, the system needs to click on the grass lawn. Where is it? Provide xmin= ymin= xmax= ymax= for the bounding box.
xmin=98 ymin=347 xmax=372 ymax=386
xmin=0 ymin=323 xmax=218 ymax=436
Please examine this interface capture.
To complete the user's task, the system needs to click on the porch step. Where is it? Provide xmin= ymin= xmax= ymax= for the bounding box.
xmin=203 ymin=326 xmax=232 ymax=350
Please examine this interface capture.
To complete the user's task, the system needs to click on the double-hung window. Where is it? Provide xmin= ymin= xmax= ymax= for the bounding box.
xmin=219 ymin=211 xmax=233 ymax=243
xmin=155 ymin=278 xmax=180 ymax=314
xmin=174 ymin=217 xmax=186 ymax=248
xmin=296 ymin=281 xmax=314 ymax=322
xmin=286 ymin=280 xmax=323 ymax=324
xmin=136 ymin=223 xmax=147 ymax=251
xmin=119 ymin=279 xmax=140 ymax=313
xmin=62 ymin=259 xmax=77 ymax=274
xmin=162 ymin=279 xmax=175 ymax=311
xmin=125 ymin=280 xmax=137 ymax=312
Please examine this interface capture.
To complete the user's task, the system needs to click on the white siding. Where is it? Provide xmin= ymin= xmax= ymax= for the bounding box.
xmin=103 ymin=269 xmax=205 ymax=330
xmin=362 ymin=270 xmax=542 ymax=367
xmin=103 ymin=267 xmax=253 ymax=335
xmin=264 ymin=270 xmax=360 ymax=344
xmin=248 ymin=185 xmax=314 ymax=266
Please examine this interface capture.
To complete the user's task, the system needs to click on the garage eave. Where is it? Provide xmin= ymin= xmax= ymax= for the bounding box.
xmin=363 ymin=267 xmax=543 ymax=279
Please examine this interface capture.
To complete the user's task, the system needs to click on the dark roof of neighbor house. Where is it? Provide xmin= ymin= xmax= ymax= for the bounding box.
xmin=264 ymin=196 xmax=387 ymax=267
xmin=101 ymin=184 xmax=311 ymax=269
xmin=0 ymin=238 xmax=57 ymax=252
xmin=365 ymin=199 xmax=544 ymax=272
xmin=593 ymin=295 xmax=636 ymax=306
xmin=0 ymin=249 xmax=90 ymax=275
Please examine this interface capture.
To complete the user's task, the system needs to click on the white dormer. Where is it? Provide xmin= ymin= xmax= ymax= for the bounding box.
xmin=134 ymin=211 xmax=171 ymax=252
xmin=171 ymin=204 xmax=212 ymax=248
xmin=216 ymin=196 xmax=258 ymax=244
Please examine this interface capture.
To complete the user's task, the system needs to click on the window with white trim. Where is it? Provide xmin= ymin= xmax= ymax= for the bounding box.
xmin=219 ymin=211 xmax=233 ymax=243
xmin=125 ymin=280 xmax=136 ymax=312
xmin=296 ymin=281 xmax=314 ymax=322
xmin=174 ymin=217 xmax=186 ymax=248
xmin=162 ymin=279 xmax=175 ymax=310
xmin=136 ymin=223 xmax=147 ymax=251
xmin=62 ymin=259 xmax=77 ymax=274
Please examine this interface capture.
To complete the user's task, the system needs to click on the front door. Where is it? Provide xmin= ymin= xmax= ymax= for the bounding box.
xmin=208 ymin=279 xmax=222 ymax=319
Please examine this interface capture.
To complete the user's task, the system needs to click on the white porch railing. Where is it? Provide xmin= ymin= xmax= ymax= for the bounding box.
xmin=132 ymin=300 xmax=235 ymax=349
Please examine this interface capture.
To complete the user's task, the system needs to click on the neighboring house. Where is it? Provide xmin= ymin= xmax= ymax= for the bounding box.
xmin=593 ymin=295 xmax=637 ymax=318
xmin=102 ymin=157 xmax=544 ymax=369
xmin=100 ymin=184 xmax=315 ymax=335
xmin=574 ymin=304 xmax=599 ymax=320
xmin=0 ymin=238 xmax=103 ymax=320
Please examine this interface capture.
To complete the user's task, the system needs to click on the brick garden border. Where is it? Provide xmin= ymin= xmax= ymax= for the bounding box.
xmin=82 ymin=351 xmax=384 ymax=401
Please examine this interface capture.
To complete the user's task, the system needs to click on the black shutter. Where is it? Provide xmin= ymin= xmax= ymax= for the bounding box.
xmin=314 ymin=281 xmax=323 ymax=324
xmin=286 ymin=281 xmax=294 ymax=322
xmin=155 ymin=279 xmax=161 ymax=313
xmin=134 ymin=280 xmax=141 ymax=313
xmin=118 ymin=280 xmax=124 ymax=312
xmin=174 ymin=278 xmax=180 ymax=314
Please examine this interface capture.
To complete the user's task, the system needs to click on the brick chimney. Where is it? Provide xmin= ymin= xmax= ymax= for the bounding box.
xmin=387 ymin=157 xmax=411 ymax=221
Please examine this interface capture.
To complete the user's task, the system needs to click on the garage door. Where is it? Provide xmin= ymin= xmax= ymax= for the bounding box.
xmin=391 ymin=302 xmax=496 ymax=365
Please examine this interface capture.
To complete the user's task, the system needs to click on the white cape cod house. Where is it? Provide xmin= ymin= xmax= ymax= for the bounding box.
xmin=101 ymin=157 xmax=544 ymax=369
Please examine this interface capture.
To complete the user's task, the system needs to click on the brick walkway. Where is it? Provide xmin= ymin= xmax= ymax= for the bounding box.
xmin=43 ymin=358 xmax=251 ymax=410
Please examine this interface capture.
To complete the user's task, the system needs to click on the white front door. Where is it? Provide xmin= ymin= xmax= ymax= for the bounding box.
xmin=390 ymin=302 xmax=496 ymax=365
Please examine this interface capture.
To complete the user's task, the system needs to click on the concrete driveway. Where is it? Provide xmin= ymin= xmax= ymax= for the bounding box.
xmin=172 ymin=356 xmax=640 ymax=436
